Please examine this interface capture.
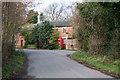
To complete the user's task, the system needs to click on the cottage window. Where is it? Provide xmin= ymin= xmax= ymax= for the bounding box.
xmin=62 ymin=28 xmax=66 ymax=33
xmin=63 ymin=38 xmax=66 ymax=44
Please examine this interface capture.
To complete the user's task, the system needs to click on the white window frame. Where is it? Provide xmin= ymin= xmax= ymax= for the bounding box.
xmin=62 ymin=27 xmax=67 ymax=33
xmin=62 ymin=37 xmax=67 ymax=44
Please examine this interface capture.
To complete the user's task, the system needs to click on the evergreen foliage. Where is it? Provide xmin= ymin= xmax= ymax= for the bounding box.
xmin=21 ymin=28 xmax=31 ymax=48
xmin=75 ymin=2 xmax=120 ymax=59
xmin=27 ymin=10 xmax=38 ymax=24
xmin=48 ymin=28 xmax=59 ymax=49
xmin=30 ymin=21 xmax=53 ymax=48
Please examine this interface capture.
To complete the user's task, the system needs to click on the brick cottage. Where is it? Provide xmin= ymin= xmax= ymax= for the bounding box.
xmin=15 ymin=33 xmax=25 ymax=47
xmin=16 ymin=12 xmax=78 ymax=49
xmin=49 ymin=21 xmax=78 ymax=49
xmin=15 ymin=20 xmax=78 ymax=50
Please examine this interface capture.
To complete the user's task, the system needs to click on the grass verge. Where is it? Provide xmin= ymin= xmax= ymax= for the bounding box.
xmin=17 ymin=44 xmax=36 ymax=49
xmin=2 ymin=51 xmax=25 ymax=78
xmin=65 ymin=49 xmax=77 ymax=51
xmin=26 ymin=44 xmax=36 ymax=49
xmin=70 ymin=52 xmax=120 ymax=78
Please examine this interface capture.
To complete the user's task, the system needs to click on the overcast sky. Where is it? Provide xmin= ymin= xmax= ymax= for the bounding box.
xmin=30 ymin=0 xmax=119 ymax=13
xmin=31 ymin=0 xmax=82 ymax=13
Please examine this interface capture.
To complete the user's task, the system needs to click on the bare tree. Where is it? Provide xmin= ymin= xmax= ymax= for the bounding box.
xmin=2 ymin=2 xmax=27 ymax=60
xmin=44 ymin=2 xmax=67 ymax=21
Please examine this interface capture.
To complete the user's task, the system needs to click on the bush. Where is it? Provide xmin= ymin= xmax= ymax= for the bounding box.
xmin=22 ymin=42 xmax=28 ymax=48
xmin=74 ymin=3 xmax=120 ymax=59
xmin=43 ymin=44 xmax=50 ymax=49
xmin=49 ymin=43 xmax=59 ymax=50
xmin=30 ymin=21 xmax=53 ymax=49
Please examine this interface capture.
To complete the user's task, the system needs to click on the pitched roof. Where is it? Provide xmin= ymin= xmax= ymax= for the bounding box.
xmin=38 ymin=20 xmax=72 ymax=27
xmin=50 ymin=20 xmax=72 ymax=27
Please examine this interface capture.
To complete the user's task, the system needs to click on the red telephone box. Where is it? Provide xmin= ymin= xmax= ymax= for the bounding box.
xmin=58 ymin=38 xmax=63 ymax=45
xmin=58 ymin=38 xmax=66 ymax=49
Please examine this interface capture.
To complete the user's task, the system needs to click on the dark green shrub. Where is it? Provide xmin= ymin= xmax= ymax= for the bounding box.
xmin=49 ymin=43 xmax=59 ymax=50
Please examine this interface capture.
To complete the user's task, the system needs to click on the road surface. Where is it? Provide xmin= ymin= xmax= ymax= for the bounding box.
xmin=22 ymin=49 xmax=112 ymax=78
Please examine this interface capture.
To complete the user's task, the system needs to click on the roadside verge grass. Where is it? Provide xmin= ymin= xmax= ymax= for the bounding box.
xmin=2 ymin=51 xmax=25 ymax=78
xmin=65 ymin=49 xmax=77 ymax=51
xmin=70 ymin=52 xmax=120 ymax=78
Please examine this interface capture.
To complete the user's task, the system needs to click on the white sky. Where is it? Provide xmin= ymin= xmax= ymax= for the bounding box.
xmin=31 ymin=0 xmax=83 ymax=13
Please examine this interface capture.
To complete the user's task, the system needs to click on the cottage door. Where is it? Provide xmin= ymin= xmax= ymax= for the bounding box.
xmin=21 ymin=40 xmax=23 ymax=47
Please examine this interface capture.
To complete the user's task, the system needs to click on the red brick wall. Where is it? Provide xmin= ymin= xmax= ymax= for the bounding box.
xmin=15 ymin=33 xmax=25 ymax=47
xmin=57 ymin=26 xmax=78 ymax=50
xmin=57 ymin=26 xmax=73 ymax=38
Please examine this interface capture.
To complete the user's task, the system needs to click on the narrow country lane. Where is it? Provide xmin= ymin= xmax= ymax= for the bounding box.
xmin=22 ymin=49 xmax=112 ymax=78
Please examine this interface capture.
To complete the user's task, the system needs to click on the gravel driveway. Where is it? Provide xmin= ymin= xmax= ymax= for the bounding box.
xmin=22 ymin=49 xmax=112 ymax=78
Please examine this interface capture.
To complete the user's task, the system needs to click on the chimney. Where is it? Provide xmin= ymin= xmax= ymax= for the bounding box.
xmin=37 ymin=14 xmax=40 ymax=23
xmin=37 ymin=13 xmax=44 ymax=24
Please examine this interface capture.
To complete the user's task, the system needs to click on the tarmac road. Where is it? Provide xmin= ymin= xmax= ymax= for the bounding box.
xmin=23 ymin=49 xmax=112 ymax=78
